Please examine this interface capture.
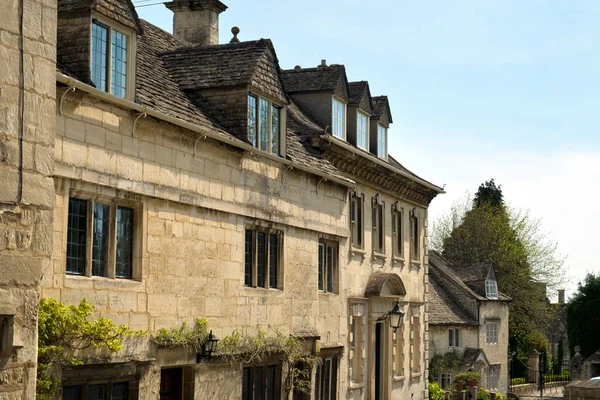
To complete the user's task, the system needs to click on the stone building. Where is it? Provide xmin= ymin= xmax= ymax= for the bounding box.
xmin=428 ymin=251 xmax=510 ymax=394
xmin=1 ymin=0 xmax=444 ymax=398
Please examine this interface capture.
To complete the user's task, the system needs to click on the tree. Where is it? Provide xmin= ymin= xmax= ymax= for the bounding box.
xmin=567 ymin=273 xmax=600 ymax=357
xmin=435 ymin=180 xmax=566 ymax=353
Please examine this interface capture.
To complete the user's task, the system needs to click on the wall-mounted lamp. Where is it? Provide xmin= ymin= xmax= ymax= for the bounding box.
xmin=377 ymin=301 xmax=405 ymax=332
xmin=196 ymin=330 xmax=219 ymax=363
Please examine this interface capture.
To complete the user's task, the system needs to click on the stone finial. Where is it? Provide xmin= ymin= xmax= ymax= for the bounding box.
xmin=230 ymin=26 xmax=240 ymax=43
xmin=294 ymin=65 xmax=301 ymax=71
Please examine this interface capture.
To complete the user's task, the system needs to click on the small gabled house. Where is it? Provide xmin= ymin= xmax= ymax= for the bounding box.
xmin=428 ymin=251 xmax=511 ymax=394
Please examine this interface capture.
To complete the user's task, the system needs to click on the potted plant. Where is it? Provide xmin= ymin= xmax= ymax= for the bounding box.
xmin=453 ymin=374 xmax=467 ymax=391
xmin=464 ymin=371 xmax=482 ymax=387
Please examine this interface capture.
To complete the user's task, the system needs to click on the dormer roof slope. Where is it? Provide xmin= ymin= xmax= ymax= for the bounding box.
xmin=348 ymin=81 xmax=373 ymax=114
xmin=160 ymin=39 xmax=287 ymax=103
xmin=372 ymin=95 xmax=393 ymax=124
xmin=282 ymin=65 xmax=347 ymax=94
xmin=428 ymin=273 xmax=478 ymax=325
xmin=58 ymin=0 xmax=142 ymax=32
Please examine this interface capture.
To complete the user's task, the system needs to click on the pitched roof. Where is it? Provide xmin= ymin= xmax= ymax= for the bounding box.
xmin=372 ymin=95 xmax=393 ymax=123
xmin=348 ymin=81 xmax=367 ymax=104
xmin=463 ymin=348 xmax=490 ymax=367
xmin=450 ymin=263 xmax=493 ymax=283
xmin=388 ymin=155 xmax=440 ymax=189
xmin=57 ymin=18 xmax=351 ymax=185
xmin=428 ymin=270 xmax=478 ymax=325
xmin=281 ymin=65 xmax=347 ymax=93
xmin=58 ymin=0 xmax=142 ymax=32
xmin=429 ymin=250 xmax=486 ymax=301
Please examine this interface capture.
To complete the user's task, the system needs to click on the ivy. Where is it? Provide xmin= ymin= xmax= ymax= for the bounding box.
xmin=152 ymin=318 xmax=209 ymax=351
xmin=37 ymin=298 xmax=145 ymax=399
xmin=217 ymin=329 xmax=320 ymax=396
xmin=429 ymin=351 xmax=463 ymax=383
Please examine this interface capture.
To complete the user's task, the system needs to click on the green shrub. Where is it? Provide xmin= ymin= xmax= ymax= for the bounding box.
xmin=510 ymin=377 xmax=526 ymax=385
xmin=429 ymin=382 xmax=445 ymax=400
xmin=454 ymin=371 xmax=482 ymax=386
xmin=477 ymin=388 xmax=490 ymax=400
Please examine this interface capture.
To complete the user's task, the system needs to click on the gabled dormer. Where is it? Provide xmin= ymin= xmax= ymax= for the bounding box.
xmin=160 ymin=38 xmax=289 ymax=157
xmin=282 ymin=62 xmax=349 ymax=140
xmin=346 ymin=81 xmax=373 ymax=151
xmin=485 ymin=266 xmax=499 ymax=299
xmin=57 ymin=0 xmax=142 ymax=100
xmin=370 ymin=96 xmax=393 ymax=160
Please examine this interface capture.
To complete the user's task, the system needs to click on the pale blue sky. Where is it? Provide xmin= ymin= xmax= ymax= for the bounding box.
xmin=135 ymin=0 xmax=600 ymax=298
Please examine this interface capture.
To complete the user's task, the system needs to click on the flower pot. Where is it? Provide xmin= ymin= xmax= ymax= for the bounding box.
xmin=456 ymin=383 xmax=465 ymax=391
xmin=467 ymin=378 xmax=476 ymax=387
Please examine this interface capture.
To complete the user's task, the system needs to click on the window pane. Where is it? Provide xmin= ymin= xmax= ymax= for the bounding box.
xmin=248 ymin=95 xmax=257 ymax=146
xmin=266 ymin=365 xmax=276 ymax=400
xmin=63 ymin=385 xmax=82 ymax=400
xmin=116 ymin=207 xmax=134 ymax=278
xmin=271 ymin=105 xmax=280 ymax=155
xmin=323 ymin=358 xmax=331 ymax=400
xmin=315 ymin=363 xmax=322 ymax=399
xmin=269 ymin=234 xmax=278 ymax=288
xmin=245 ymin=230 xmax=253 ymax=287
xmin=92 ymin=203 xmax=110 ymax=277
xmin=91 ymin=22 xmax=108 ymax=92
xmin=66 ymin=198 xmax=87 ymax=275
xmin=253 ymin=367 xmax=263 ymax=400
xmin=332 ymin=99 xmax=345 ymax=139
xmin=448 ymin=329 xmax=453 ymax=346
xmin=357 ymin=112 xmax=368 ymax=149
xmin=88 ymin=383 xmax=107 ymax=400
xmin=242 ymin=368 xmax=251 ymax=400
xmin=259 ymin=99 xmax=269 ymax=152
xmin=318 ymin=243 xmax=324 ymax=291
xmin=377 ymin=125 xmax=387 ymax=158
xmin=111 ymin=382 xmax=128 ymax=400
xmin=257 ymin=232 xmax=266 ymax=288
xmin=326 ymin=244 xmax=334 ymax=293
xmin=111 ymin=30 xmax=128 ymax=98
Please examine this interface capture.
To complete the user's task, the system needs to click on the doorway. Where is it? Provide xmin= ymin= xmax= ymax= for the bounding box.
xmin=375 ymin=323 xmax=382 ymax=400
xmin=160 ymin=368 xmax=183 ymax=400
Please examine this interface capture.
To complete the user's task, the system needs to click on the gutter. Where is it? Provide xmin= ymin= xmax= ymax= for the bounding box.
xmin=56 ymin=72 xmax=355 ymax=189
xmin=322 ymin=134 xmax=445 ymax=194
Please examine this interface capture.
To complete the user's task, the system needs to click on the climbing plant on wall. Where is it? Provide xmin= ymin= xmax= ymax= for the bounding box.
xmin=37 ymin=298 xmax=144 ymax=399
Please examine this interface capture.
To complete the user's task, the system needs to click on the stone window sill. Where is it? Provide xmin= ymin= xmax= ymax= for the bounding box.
xmin=65 ymin=274 xmax=142 ymax=286
xmin=350 ymin=247 xmax=366 ymax=257
xmin=372 ymin=251 xmax=387 ymax=261
xmin=393 ymin=375 xmax=406 ymax=382
xmin=348 ymin=382 xmax=364 ymax=390
xmin=411 ymin=372 xmax=422 ymax=379
xmin=392 ymin=256 xmax=405 ymax=266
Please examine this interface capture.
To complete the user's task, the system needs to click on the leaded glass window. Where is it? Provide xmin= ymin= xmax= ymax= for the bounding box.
xmin=377 ymin=124 xmax=387 ymax=159
xmin=247 ymin=93 xmax=283 ymax=156
xmin=91 ymin=22 xmax=108 ymax=92
xmin=67 ymin=198 xmax=88 ymax=275
xmin=318 ymin=240 xmax=338 ymax=293
xmin=357 ymin=111 xmax=368 ymax=149
xmin=90 ymin=20 xmax=129 ymax=98
xmin=92 ymin=203 xmax=110 ymax=277
xmin=244 ymin=229 xmax=280 ymax=289
xmin=116 ymin=207 xmax=134 ymax=279
xmin=332 ymin=98 xmax=346 ymax=139
xmin=485 ymin=279 xmax=498 ymax=299
xmin=111 ymin=30 xmax=128 ymax=98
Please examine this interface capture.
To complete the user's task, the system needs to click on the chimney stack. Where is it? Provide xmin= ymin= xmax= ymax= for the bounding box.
xmin=558 ymin=289 xmax=565 ymax=304
xmin=165 ymin=0 xmax=228 ymax=46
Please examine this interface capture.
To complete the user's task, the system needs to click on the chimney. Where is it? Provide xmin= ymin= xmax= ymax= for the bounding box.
xmin=558 ymin=289 xmax=565 ymax=304
xmin=165 ymin=0 xmax=228 ymax=46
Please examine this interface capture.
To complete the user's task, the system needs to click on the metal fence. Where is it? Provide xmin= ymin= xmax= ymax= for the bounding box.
xmin=508 ymin=352 xmax=570 ymax=398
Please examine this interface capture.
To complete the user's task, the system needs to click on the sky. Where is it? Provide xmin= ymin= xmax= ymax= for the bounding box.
xmin=135 ymin=0 xmax=600 ymax=300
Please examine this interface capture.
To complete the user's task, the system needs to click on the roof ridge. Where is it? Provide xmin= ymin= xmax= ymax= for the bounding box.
xmin=160 ymin=38 xmax=271 ymax=56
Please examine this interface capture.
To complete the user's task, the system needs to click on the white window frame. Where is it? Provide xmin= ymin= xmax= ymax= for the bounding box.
xmin=485 ymin=279 xmax=498 ymax=299
xmin=448 ymin=328 xmax=460 ymax=348
xmin=332 ymin=97 xmax=346 ymax=140
xmin=486 ymin=322 xmax=499 ymax=345
xmin=440 ymin=373 xmax=452 ymax=390
xmin=356 ymin=111 xmax=369 ymax=150
xmin=247 ymin=91 xmax=286 ymax=157
xmin=377 ymin=123 xmax=387 ymax=159
xmin=90 ymin=14 xmax=136 ymax=100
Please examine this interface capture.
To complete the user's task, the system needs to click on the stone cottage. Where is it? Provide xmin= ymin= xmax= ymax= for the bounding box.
xmin=0 ymin=0 xmax=444 ymax=398
xmin=428 ymin=251 xmax=510 ymax=394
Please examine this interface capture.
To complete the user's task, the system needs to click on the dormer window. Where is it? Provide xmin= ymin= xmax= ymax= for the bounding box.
xmin=485 ymin=279 xmax=498 ymax=299
xmin=377 ymin=123 xmax=387 ymax=159
xmin=91 ymin=18 xmax=133 ymax=99
xmin=248 ymin=93 xmax=283 ymax=156
xmin=332 ymin=97 xmax=346 ymax=139
xmin=357 ymin=111 xmax=369 ymax=150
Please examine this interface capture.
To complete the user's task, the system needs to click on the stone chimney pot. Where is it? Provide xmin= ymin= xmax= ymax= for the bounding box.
xmin=165 ymin=0 xmax=228 ymax=46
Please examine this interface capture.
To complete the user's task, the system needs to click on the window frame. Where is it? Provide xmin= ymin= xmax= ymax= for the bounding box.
xmin=356 ymin=110 xmax=369 ymax=150
xmin=315 ymin=356 xmax=338 ymax=400
xmin=242 ymin=363 xmax=281 ymax=400
xmin=0 ymin=315 xmax=14 ymax=356
xmin=391 ymin=204 xmax=404 ymax=260
xmin=448 ymin=328 xmax=460 ymax=348
xmin=62 ymin=380 xmax=133 ymax=400
xmin=90 ymin=14 xmax=136 ymax=100
xmin=377 ymin=123 xmax=387 ymax=159
xmin=485 ymin=322 xmax=499 ymax=345
xmin=65 ymin=193 xmax=141 ymax=281
xmin=244 ymin=227 xmax=283 ymax=290
xmin=440 ymin=373 xmax=452 ymax=390
xmin=332 ymin=97 xmax=347 ymax=140
xmin=409 ymin=210 xmax=420 ymax=263
xmin=318 ymin=239 xmax=339 ymax=294
xmin=247 ymin=91 xmax=285 ymax=157
xmin=485 ymin=279 xmax=498 ymax=299
xmin=371 ymin=197 xmax=385 ymax=255
xmin=349 ymin=192 xmax=364 ymax=250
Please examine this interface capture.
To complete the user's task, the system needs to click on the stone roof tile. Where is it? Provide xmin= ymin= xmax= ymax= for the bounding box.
xmin=281 ymin=65 xmax=346 ymax=93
